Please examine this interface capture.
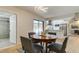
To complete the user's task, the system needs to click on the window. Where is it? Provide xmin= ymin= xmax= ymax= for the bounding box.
xmin=33 ymin=19 xmax=44 ymax=36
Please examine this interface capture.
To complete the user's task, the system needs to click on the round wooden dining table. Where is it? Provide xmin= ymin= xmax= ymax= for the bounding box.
xmin=32 ymin=35 xmax=57 ymax=53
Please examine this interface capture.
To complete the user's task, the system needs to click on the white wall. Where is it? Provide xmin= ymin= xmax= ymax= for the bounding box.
xmin=0 ymin=7 xmax=44 ymax=44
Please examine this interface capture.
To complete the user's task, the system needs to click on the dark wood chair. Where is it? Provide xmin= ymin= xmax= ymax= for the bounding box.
xmin=28 ymin=32 xmax=42 ymax=44
xmin=48 ymin=32 xmax=56 ymax=35
xmin=48 ymin=32 xmax=56 ymax=43
xmin=20 ymin=36 xmax=43 ymax=53
xmin=28 ymin=32 xmax=35 ymax=38
xmin=47 ymin=37 xmax=68 ymax=53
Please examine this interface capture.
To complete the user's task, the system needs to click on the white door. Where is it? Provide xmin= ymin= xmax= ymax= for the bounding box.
xmin=10 ymin=15 xmax=16 ymax=43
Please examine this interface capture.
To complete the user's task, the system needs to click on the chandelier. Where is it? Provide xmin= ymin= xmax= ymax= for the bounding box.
xmin=34 ymin=6 xmax=48 ymax=13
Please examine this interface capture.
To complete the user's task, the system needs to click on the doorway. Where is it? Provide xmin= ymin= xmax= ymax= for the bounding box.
xmin=0 ymin=12 xmax=16 ymax=48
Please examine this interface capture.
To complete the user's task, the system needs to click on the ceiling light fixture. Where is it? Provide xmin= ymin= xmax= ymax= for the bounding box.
xmin=34 ymin=6 xmax=48 ymax=13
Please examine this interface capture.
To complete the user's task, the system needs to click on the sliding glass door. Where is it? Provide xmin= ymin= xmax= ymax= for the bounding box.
xmin=33 ymin=20 xmax=44 ymax=36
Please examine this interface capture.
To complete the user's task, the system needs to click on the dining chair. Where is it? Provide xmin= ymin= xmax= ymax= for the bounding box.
xmin=28 ymin=32 xmax=39 ymax=43
xmin=20 ymin=36 xmax=43 ymax=53
xmin=48 ymin=32 xmax=56 ymax=35
xmin=47 ymin=37 xmax=68 ymax=53
xmin=28 ymin=32 xmax=35 ymax=38
xmin=28 ymin=32 xmax=43 ymax=45
xmin=47 ymin=32 xmax=56 ymax=44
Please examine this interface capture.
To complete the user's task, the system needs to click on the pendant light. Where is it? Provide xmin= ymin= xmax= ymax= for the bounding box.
xmin=48 ymin=20 xmax=52 ymax=25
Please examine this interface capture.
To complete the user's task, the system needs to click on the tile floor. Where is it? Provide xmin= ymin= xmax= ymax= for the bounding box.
xmin=0 ymin=38 xmax=16 ymax=48
xmin=0 ymin=35 xmax=79 ymax=53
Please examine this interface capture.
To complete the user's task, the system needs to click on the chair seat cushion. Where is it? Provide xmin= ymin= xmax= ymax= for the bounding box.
xmin=48 ymin=43 xmax=62 ymax=50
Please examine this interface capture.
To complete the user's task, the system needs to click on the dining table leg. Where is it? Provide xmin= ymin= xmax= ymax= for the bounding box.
xmin=46 ymin=42 xmax=48 ymax=53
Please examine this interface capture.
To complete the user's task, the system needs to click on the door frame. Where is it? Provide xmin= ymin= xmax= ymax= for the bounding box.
xmin=0 ymin=11 xmax=17 ymax=44
xmin=9 ymin=14 xmax=17 ymax=44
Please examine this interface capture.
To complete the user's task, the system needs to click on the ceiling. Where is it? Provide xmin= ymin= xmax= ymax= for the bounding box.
xmin=18 ymin=6 xmax=79 ymax=19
